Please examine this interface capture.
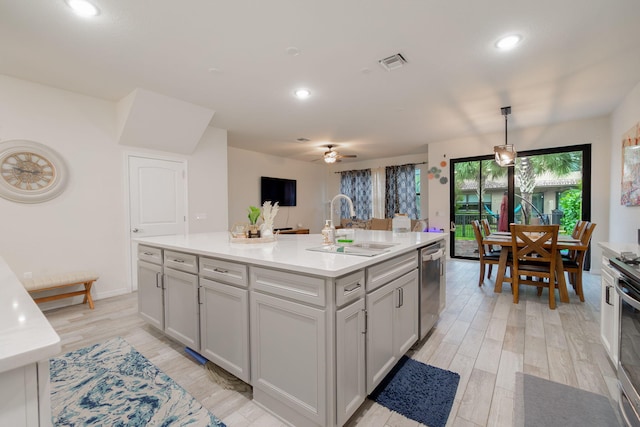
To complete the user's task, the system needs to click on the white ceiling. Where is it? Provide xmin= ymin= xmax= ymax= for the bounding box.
xmin=1 ymin=0 xmax=639 ymax=162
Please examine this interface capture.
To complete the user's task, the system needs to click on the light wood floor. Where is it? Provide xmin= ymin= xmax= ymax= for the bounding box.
xmin=43 ymin=259 xmax=616 ymax=427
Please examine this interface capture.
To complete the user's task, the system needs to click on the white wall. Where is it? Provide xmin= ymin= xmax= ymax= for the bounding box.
xmin=610 ymin=81 xmax=640 ymax=245
xmin=0 ymin=75 xmax=227 ymax=307
xmin=327 ymin=153 xmax=430 ymax=220
xmin=228 ymin=147 xmax=328 ymax=233
xmin=427 ymin=116 xmax=611 ymax=271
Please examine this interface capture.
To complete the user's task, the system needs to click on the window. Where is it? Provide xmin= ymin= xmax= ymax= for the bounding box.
xmin=450 ymin=144 xmax=591 ymax=259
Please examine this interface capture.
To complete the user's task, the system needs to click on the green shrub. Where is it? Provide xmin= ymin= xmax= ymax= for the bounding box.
xmin=558 ymin=189 xmax=581 ymax=233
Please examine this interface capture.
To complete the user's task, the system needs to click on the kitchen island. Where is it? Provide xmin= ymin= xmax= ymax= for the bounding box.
xmin=134 ymin=230 xmax=446 ymax=427
xmin=0 ymin=256 xmax=61 ymax=427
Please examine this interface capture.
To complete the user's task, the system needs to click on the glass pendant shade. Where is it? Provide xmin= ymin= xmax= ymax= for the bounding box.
xmin=494 ymin=106 xmax=516 ymax=167
xmin=494 ymin=144 xmax=516 ymax=167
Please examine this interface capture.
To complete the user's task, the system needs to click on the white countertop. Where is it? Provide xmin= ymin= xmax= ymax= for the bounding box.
xmin=598 ymin=241 xmax=640 ymax=258
xmin=0 ymin=256 xmax=61 ymax=373
xmin=135 ymin=230 xmax=446 ymax=277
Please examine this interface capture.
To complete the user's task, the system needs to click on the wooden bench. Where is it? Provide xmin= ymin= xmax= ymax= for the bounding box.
xmin=21 ymin=271 xmax=99 ymax=309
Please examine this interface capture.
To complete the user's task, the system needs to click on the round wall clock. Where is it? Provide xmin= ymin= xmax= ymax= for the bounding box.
xmin=0 ymin=140 xmax=68 ymax=203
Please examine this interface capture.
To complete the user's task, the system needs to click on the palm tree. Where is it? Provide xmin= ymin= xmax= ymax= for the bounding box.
xmin=454 ymin=160 xmax=506 ymax=214
xmin=516 ymin=153 xmax=580 ymax=223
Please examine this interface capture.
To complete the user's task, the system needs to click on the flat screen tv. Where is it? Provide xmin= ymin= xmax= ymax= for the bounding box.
xmin=261 ymin=176 xmax=297 ymax=206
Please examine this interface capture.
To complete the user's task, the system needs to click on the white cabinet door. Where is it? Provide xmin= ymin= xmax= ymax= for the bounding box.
xmin=164 ymin=267 xmax=199 ymax=349
xmin=600 ymin=265 xmax=620 ymax=365
xmin=200 ymin=278 xmax=250 ymax=383
xmin=336 ymin=298 xmax=366 ymax=426
xmin=366 ymin=269 xmax=419 ymax=394
xmin=394 ymin=270 xmax=419 ymax=357
xmin=251 ymin=291 xmax=326 ymax=427
xmin=138 ymin=260 xmax=164 ymax=330
xmin=0 ymin=364 xmax=39 ymax=427
xmin=366 ymin=280 xmax=397 ymax=394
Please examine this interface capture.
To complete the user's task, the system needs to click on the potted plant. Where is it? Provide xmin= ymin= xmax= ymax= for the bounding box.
xmin=247 ymin=206 xmax=261 ymax=238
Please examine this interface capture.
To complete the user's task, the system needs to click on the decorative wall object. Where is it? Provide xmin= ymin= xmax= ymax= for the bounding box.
xmin=427 ymin=164 xmax=448 ymax=185
xmin=621 ymin=122 xmax=640 ymax=206
xmin=0 ymin=140 xmax=67 ymax=203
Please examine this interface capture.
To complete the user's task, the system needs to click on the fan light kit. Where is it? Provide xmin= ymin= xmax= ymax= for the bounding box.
xmin=322 ymin=145 xmax=357 ymax=164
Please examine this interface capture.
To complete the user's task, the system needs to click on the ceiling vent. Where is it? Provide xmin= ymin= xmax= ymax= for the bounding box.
xmin=378 ymin=53 xmax=407 ymax=71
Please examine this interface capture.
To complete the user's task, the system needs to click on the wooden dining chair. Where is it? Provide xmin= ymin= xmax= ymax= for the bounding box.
xmin=480 ymin=218 xmax=491 ymax=236
xmin=560 ymin=220 xmax=587 ymax=258
xmin=571 ymin=220 xmax=588 ymax=239
xmin=480 ymin=218 xmax=500 ymax=256
xmin=510 ymin=224 xmax=560 ymax=309
xmin=472 ymin=220 xmax=501 ymax=286
xmin=562 ymin=222 xmax=596 ymax=302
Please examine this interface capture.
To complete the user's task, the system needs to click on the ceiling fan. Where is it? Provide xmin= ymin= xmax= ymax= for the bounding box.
xmin=320 ymin=145 xmax=357 ymax=164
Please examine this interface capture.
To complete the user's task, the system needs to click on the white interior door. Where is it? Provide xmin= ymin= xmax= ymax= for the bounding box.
xmin=128 ymin=155 xmax=187 ymax=290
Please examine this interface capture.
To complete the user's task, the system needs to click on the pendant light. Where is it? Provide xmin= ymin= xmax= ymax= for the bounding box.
xmin=494 ymin=106 xmax=516 ymax=167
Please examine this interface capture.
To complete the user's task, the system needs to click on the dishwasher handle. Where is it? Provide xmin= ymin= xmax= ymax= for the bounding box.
xmin=422 ymin=247 xmax=445 ymax=262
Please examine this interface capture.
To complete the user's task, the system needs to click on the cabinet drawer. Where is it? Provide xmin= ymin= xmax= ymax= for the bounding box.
xmin=200 ymin=257 xmax=248 ymax=287
xmin=138 ymin=245 xmax=162 ymax=265
xmin=335 ymin=271 xmax=365 ymax=307
xmin=251 ymin=267 xmax=326 ymax=306
xmin=366 ymin=251 xmax=418 ymax=292
xmin=164 ymin=250 xmax=198 ymax=274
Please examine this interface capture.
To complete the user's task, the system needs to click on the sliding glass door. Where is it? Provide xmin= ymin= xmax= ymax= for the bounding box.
xmin=451 ymin=159 xmax=508 ymax=258
xmin=450 ymin=145 xmax=591 ymax=259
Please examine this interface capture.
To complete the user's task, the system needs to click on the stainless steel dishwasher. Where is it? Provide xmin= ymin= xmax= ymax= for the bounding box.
xmin=419 ymin=240 xmax=446 ymax=340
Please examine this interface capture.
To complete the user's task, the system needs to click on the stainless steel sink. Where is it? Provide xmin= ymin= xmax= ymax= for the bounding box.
xmin=350 ymin=242 xmax=398 ymax=250
xmin=306 ymin=244 xmax=391 ymax=256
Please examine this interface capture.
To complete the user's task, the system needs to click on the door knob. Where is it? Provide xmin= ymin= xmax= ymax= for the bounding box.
xmin=132 ymin=228 xmax=140 ymax=233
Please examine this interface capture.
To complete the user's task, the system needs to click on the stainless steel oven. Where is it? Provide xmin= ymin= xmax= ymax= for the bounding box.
xmin=612 ymin=257 xmax=640 ymax=427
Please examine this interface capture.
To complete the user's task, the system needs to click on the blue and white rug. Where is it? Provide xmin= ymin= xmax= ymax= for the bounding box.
xmin=50 ymin=337 xmax=226 ymax=426
xmin=369 ymin=356 xmax=460 ymax=427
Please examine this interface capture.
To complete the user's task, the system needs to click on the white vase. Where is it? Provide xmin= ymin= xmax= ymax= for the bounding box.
xmin=260 ymin=224 xmax=273 ymax=237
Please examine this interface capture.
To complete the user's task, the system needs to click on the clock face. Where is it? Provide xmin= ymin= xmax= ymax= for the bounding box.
xmin=1 ymin=151 xmax=56 ymax=191
xmin=0 ymin=140 xmax=67 ymax=203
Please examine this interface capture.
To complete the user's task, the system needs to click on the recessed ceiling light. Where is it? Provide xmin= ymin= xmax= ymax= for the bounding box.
xmin=495 ymin=34 xmax=522 ymax=51
xmin=294 ymin=88 xmax=311 ymax=99
xmin=65 ymin=0 xmax=100 ymax=17
xmin=286 ymin=47 xmax=301 ymax=56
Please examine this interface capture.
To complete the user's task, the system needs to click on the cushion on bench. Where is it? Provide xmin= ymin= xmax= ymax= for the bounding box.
xmin=21 ymin=270 xmax=99 ymax=291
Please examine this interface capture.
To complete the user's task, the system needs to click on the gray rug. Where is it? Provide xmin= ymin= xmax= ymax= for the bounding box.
xmin=515 ymin=372 xmax=621 ymax=427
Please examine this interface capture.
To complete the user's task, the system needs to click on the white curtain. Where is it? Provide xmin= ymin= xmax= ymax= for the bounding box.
xmin=371 ymin=167 xmax=385 ymax=218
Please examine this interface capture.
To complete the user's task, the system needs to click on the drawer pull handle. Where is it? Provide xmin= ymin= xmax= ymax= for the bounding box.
xmin=213 ymin=268 xmax=229 ymax=274
xmin=396 ymin=287 xmax=404 ymax=308
xmin=361 ymin=309 xmax=367 ymax=334
xmin=344 ymin=282 xmax=361 ymax=293
xmin=143 ymin=252 xmax=155 ymax=256
xmin=172 ymin=259 xmax=185 ymax=263
xmin=606 ymin=285 xmax=613 ymax=306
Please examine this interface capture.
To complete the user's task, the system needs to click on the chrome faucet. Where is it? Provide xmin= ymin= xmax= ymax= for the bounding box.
xmin=330 ymin=194 xmax=356 ymax=226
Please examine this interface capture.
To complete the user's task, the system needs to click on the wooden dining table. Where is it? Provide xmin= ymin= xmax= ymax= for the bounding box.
xmin=482 ymin=231 xmax=588 ymax=303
